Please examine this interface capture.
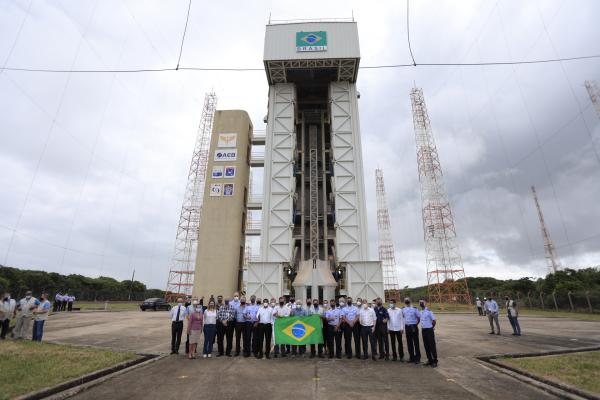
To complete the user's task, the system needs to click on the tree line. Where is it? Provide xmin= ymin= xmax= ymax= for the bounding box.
xmin=0 ymin=265 xmax=164 ymax=301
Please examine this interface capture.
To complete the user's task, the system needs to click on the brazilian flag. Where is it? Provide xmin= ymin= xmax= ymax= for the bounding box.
xmin=274 ymin=314 xmax=324 ymax=345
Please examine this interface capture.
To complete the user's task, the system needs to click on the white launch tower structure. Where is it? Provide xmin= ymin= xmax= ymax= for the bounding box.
xmin=246 ymin=21 xmax=383 ymax=301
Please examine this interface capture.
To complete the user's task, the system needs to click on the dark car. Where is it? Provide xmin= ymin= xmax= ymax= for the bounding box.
xmin=140 ymin=298 xmax=172 ymax=311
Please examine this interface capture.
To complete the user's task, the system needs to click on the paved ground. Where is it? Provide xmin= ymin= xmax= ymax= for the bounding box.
xmin=44 ymin=311 xmax=600 ymax=400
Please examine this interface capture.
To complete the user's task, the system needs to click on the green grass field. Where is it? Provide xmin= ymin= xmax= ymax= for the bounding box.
xmin=73 ymin=301 xmax=143 ymax=311
xmin=0 ymin=341 xmax=138 ymax=400
xmin=499 ymin=351 xmax=600 ymax=394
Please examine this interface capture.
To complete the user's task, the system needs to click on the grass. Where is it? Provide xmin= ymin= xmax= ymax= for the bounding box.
xmin=0 ymin=340 xmax=138 ymax=400
xmin=519 ymin=309 xmax=600 ymax=321
xmin=73 ymin=301 xmax=143 ymax=311
xmin=499 ymin=351 xmax=600 ymax=394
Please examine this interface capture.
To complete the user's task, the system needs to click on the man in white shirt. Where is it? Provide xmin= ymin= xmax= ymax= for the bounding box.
xmin=169 ymin=298 xmax=187 ymax=354
xmin=256 ymin=299 xmax=274 ymax=359
xmin=475 ymin=297 xmax=483 ymax=316
xmin=387 ymin=299 xmax=405 ymax=361
xmin=1 ymin=292 xmax=17 ymax=340
xmin=484 ymin=296 xmax=500 ymax=335
xmin=272 ymin=297 xmax=290 ymax=358
xmin=358 ymin=299 xmax=377 ymax=360
xmin=14 ymin=291 xmax=37 ymax=339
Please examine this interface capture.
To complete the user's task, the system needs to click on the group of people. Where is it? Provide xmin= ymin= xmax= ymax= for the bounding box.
xmin=52 ymin=292 xmax=76 ymax=312
xmin=0 ymin=291 xmax=52 ymax=341
xmin=169 ymin=293 xmax=439 ymax=367
xmin=475 ymin=295 xmax=522 ymax=336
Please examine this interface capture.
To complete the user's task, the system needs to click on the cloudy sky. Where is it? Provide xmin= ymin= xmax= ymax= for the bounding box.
xmin=1 ymin=0 xmax=599 ymax=290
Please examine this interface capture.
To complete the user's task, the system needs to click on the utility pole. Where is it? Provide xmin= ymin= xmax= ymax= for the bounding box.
xmin=584 ymin=80 xmax=600 ymax=119
xmin=375 ymin=168 xmax=400 ymax=294
xmin=531 ymin=185 xmax=559 ymax=274
xmin=410 ymin=87 xmax=471 ymax=305
xmin=128 ymin=269 xmax=135 ymax=301
xmin=165 ymin=92 xmax=217 ymax=301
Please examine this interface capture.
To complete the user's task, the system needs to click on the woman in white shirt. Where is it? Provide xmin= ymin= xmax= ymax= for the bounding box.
xmin=202 ymin=301 xmax=217 ymax=358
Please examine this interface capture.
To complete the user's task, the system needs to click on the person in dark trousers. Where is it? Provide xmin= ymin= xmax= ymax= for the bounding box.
xmin=233 ymin=296 xmax=247 ymax=356
xmin=169 ymin=298 xmax=187 ymax=354
xmin=476 ymin=297 xmax=483 ymax=316
xmin=402 ymin=297 xmax=421 ymax=363
xmin=216 ymin=298 xmax=235 ymax=356
xmin=308 ymin=299 xmax=324 ymax=358
xmin=358 ymin=299 xmax=377 ymax=360
xmin=419 ymin=299 xmax=438 ymax=367
xmin=373 ymin=297 xmax=390 ymax=360
xmin=324 ymin=299 xmax=342 ymax=358
xmin=387 ymin=299 xmax=405 ymax=361
xmin=256 ymin=299 xmax=274 ymax=359
xmin=243 ymin=295 xmax=259 ymax=357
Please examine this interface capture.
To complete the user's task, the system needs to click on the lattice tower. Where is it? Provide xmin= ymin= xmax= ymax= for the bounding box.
xmin=531 ymin=186 xmax=559 ymax=274
xmin=375 ymin=168 xmax=400 ymax=291
xmin=410 ymin=87 xmax=471 ymax=304
xmin=165 ymin=92 xmax=217 ymax=301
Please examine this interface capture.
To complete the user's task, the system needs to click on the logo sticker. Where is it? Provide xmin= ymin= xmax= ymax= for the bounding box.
xmin=223 ymin=183 xmax=234 ymax=197
xmin=217 ymin=133 xmax=237 ymax=148
xmin=209 ymin=183 xmax=222 ymax=197
xmin=212 ymin=166 xmax=224 ymax=179
xmin=224 ymin=166 xmax=235 ymax=178
xmin=214 ymin=149 xmax=237 ymax=162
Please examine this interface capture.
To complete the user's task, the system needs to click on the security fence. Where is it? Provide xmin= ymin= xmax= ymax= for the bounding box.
xmin=474 ymin=290 xmax=599 ymax=313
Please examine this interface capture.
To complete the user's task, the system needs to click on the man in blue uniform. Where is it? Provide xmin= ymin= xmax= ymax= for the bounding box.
xmin=325 ymin=299 xmax=342 ymax=358
xmin=419 ymin=299 xmax=438 ymax=367
xmin=402 ymin=297 xmax=421 ymax=364
xmin=373 ymin=297 xmax=390 ymax=360
xmin=341 ymin=297 xmax=359 ymax=359
xmin=243 ymin=295 xmax=259 ymax=357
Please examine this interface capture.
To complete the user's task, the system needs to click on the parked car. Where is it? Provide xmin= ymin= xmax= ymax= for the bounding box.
xmin=140 ymin=298 xmax=172 ymax=311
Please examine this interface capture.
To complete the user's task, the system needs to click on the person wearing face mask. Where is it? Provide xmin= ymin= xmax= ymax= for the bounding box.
xmin=231 ymin=292 xmax=241 ymax=309
xmin=169 ymin=298 xmax=188 ymax=355
xmin=187 ymin=301 xmax=204 ymax=359
xmin=243 ymin=295 xmax=260 ymax=357
xmin=402 ymin=297 xmax=421 ymax=364
xmin=358 ymin=300 xmax=377 ymax=360
xmin=272 ymin=297 xmax=291 ymax=358
xmin=419 ymin=300 xmax=438 ymax=367
xmin=0 ymin=292 xmax=17 ymax=340
xmin=341 ymin=297 xmax=360 ymax=359
xmin=373 ymin=297 xmax=390 ymax=360
xmin=13 ymin=290 xmax=37 ymax=340
xmin=202 ymin=301 xmax=218 ymax=357
xmin=32 ymin=293 xmax=51 ymax=341
xmin=216 ymin=298 xmax=236 ymax=357
xmin=324 ymin=299 xmax=342 ymax=359
xmin=308 ymin=299 xmax=324 ymax=358
xmin=290 ymin=300 xmax=308 ymax=356
xmin=233 ymin=296 xmax=247 ymax=356
xmin=387 ymin=299 xmax=405 ymax=361
xmin=256 ymin=299 xmax=274 ymax=359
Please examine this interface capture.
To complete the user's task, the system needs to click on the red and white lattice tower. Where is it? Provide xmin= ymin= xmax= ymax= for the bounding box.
xmin=585 ymin=80 xmax=600 ymax=119
xmin=410 ymin=87 xmax=471 ymax=304
xmin=375 ymin=168 xmax=400 ymax=292
xmin=165 ymin=92 xmax=217 ymax=301
xmin=531 ymin=185 xmax=559 ymax=274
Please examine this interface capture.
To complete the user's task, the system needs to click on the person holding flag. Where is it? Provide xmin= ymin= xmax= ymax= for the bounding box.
xmin=273 ymin=300 xmax=324 ymax=358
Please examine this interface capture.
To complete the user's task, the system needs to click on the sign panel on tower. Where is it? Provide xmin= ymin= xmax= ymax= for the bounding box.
xmin=296 ymin=31 xmax=327 ymax=52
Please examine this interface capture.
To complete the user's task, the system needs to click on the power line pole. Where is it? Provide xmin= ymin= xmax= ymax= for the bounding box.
xmin=531 ymin=185 xmax=559 ymax=274
xmin=128 ymin=268 xmax=135 ymax=301
xmin=410 ymin=87 xmax=471 ymax=305
xmin=375 ymin=168 xmax=400 ymax=293
xmin=165 ymin=92 xmax=217 ymax=301
xmin=584 ymin=80 xmax=600 ymax=119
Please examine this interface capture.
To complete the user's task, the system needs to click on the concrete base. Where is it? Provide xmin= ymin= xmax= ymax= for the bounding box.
xmin=42 ymin=311 xmax=600 ymax=400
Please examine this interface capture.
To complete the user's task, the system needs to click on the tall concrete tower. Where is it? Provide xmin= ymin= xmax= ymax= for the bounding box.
xmin=246 ymin=21 xmax=383 ymax=301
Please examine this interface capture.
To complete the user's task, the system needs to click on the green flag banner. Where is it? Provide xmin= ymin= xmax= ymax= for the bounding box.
xmin=274 ymin=314 xmax=324 ymax=345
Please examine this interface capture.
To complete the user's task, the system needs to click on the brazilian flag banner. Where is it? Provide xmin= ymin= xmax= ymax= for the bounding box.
xmin=274 ymin=314 xmax=324 ymax=345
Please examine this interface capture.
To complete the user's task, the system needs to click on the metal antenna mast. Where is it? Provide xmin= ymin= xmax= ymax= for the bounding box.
xmin=585 ymin=80 xmax=600 ymax=119
xmin=410 ymin=87 xmax=471 ymax=304
xmin=375 ymin=168 xmax=400 ymax=292
xmin=531 ymin=185 xmax=559 ymax=274
xmin=165 ymin=92 xmax=217 ymax=301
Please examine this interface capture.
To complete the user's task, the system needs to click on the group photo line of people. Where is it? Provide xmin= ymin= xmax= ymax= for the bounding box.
xmin=169 ymin=293 xmax=440 ymax=367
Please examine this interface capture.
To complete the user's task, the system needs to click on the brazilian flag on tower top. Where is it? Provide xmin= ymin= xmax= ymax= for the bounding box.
xmin=296 ymin=31 xmax=327 ymax=52
xmin=274 ymin=314 xmax=324 ymax=345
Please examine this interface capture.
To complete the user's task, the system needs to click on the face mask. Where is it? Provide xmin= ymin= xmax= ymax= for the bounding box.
xmin=330 ymin=304 xmax=336 ymax=308
xmin=270 ymin=302 xmax=275 ymax=307
xmin=279 ymin=301 xmax=284 ymax=306
xmin=306 ymin=303 xmax=311 ymax=306
xmin=339 ymin=301 xmax=345 ymax=307
xmin=420 ymin=303 xmax=425 ymax=308
xmin=296 ymin=305 xmax=302 ymax=309
xmin=362 ymin=304 xmax=368 ymax=309
xmin=390 ymin=304 xmax=396 ymax=309
xmin=263 ymin=303 xmax=268 ymax=308
xmin=209 ymin=304 xmax=215 ymax=308
xmin=313 ymin=303 xmax=319 ymax=308
xmin=195 ymin=307 xmax=202 ymax=312
xmin=241 ymin=301 xmax=246 ymax=305
xmin=177 ymin=302 xmax=183 ymax=306
xmin=405 ymin=301 xmax=410 ymax=306
xmin=234 ymin=296 xmax=239 ymax=300
xmin=26 ymin=296 xmax=31 ymax=300
xmin=376 ymin=302 xmax=382 ymax=306
xmin=347 ymin=301 xmax=352 ymax=306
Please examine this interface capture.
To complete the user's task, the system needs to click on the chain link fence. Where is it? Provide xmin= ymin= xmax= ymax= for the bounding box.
xmin=474 ymin=290 xmax=599 ymax=313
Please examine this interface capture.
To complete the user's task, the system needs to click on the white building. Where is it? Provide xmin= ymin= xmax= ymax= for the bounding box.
xmin=246 ymin=21 xmax=383 ymax=302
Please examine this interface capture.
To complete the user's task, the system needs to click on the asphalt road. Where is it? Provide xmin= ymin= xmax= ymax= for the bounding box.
xmin=43 ymin=311 xmax=600 ymax=400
